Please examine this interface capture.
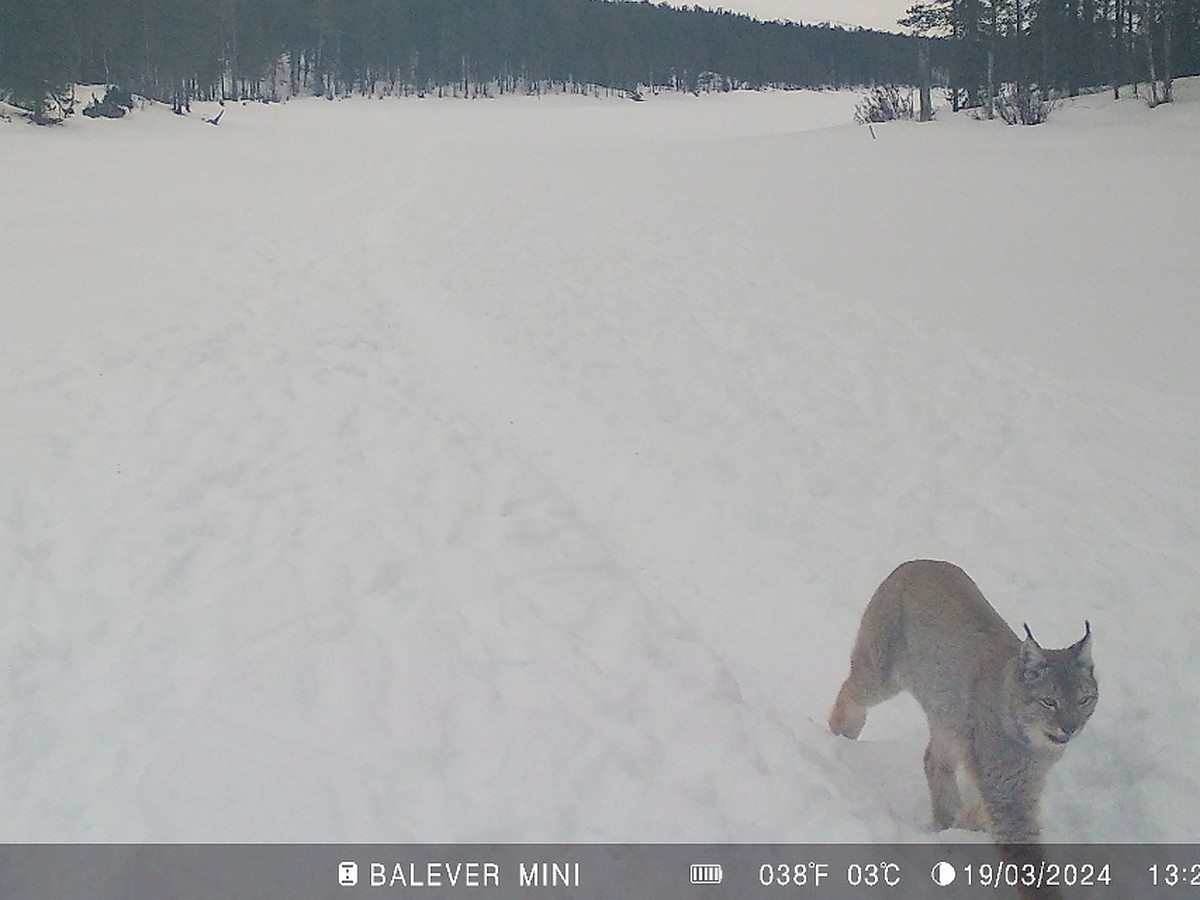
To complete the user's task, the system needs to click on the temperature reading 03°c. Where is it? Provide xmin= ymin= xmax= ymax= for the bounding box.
xmin=847 ymin=862 xmax=901 ymax=887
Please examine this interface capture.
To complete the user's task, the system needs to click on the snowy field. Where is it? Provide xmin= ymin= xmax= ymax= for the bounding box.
xmin=2 ymin=82 xmax=1199 ymax=846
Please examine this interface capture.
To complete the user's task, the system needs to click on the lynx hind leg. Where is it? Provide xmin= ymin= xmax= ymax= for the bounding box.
xmin=924 ymin=732 xmax=965 ymax=830
xmin=828 ymin=607 xmax=903 ymax=739
xmin=828 ymin=677 xmax=870 ymax=739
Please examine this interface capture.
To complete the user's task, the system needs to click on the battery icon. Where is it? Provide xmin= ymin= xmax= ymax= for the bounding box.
xmin=690 ymin=864 xmax=724 ymax=885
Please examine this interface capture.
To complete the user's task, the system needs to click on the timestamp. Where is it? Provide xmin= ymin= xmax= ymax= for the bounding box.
xmin=1150 ymin=864 xmax=1200 ymax=887
xmin=961 ymin=861 xmax=1111 ymax=889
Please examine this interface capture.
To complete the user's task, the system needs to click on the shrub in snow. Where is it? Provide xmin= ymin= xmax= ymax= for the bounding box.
xmin=854 ymin=86 xmax=915 ymax=125
xmin=83 ymin=85 xmax=133 ymax=119
xmin=995 ymin=88 xmax=1054 ymax=125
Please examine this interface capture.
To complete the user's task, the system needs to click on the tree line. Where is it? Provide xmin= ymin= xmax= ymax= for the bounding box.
xmin=3 ymin=0 xmax=1194 ymax=124
xmin=1 ymin=0 xmax=932 ymax=120
xmin=902 ymin=0 xmax=1199 ymax=114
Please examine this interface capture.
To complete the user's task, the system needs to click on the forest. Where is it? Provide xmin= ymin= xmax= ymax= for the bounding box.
xmin=901 ymin=0 xmax=1199 ymax=113
xmin=0 ymin=0 xmax=925 ymax=119
xmin=1 ymin=0 xmax=1196 ymax=122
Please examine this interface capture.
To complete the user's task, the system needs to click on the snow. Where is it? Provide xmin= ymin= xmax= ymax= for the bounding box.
xmin=2 ymin=84 xmax=1199 ymax=845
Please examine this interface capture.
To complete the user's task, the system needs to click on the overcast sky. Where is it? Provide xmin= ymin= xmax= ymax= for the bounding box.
xmin=693 ymin=0 xmax=912 ymax=33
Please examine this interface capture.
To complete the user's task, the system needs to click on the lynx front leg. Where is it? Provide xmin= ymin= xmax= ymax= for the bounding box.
xmin=953 ymin=802 xmax=988 ymax=831
xmin=981 ymin=767 xmax=1045 ymax=846
xmin=984 ymin=772 xmax=1062 ymax=899
xmin=995 ymin=843 xmax=1064 ymax=900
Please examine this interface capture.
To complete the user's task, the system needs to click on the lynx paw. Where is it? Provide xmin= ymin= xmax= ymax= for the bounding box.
xmin=828 ymin=702 xmax=865 ymax=739
xmin=828 ymin=683 xmax=866 ymax=739
xmin=953 ymin=803 xmax=988 ymax=832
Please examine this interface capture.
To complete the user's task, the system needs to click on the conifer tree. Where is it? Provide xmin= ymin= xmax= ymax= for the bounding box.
xmin=0 ymin=0 xmax=79 ymax=122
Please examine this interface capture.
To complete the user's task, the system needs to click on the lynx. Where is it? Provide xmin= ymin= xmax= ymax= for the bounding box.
xmin=829 ymin=560 xmax=1097 ymax=898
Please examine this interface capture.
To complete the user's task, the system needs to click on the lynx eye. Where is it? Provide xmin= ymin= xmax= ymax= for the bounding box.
xmin=1038 ymin=698 xmax=1058 ymax=709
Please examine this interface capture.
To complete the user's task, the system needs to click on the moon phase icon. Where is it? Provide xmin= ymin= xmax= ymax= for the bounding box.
xmin=931 ymin=861 xmax=957 ymax=886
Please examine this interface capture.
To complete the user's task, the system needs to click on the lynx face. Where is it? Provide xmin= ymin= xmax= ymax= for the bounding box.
xmin=1017 ymin=624 xmax=1098 ymax=750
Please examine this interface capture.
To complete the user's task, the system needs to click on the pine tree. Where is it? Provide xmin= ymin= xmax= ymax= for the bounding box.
xmin=0 ymin=0 xmax=80 ymax=122
xmin=900 ymin=0 xmax=952 ymax=118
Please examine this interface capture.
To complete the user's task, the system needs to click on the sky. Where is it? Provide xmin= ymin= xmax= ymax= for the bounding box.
xmin=692 ymin=0 xmax=912 ymax=32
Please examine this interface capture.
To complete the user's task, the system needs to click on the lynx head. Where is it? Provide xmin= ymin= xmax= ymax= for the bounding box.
xmin=1015 ymin=621 xmax=1098 ymax=750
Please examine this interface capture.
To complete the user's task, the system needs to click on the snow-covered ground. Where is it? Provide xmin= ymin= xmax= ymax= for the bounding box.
xmin=2 ymin=83 xmax=1198 ymax=845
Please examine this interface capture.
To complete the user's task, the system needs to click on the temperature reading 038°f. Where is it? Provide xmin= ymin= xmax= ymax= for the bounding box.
xmin=759 ymin=861 xmax=830 ymax=886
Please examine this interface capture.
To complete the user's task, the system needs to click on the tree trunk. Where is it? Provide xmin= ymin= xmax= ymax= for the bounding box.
xmin=1144 ymin=7 xmax=1159 ymax=105
xmin=1041 ymin=3 xmax=1051 ymax=98
xmin=1161 ymin=0 xmax=1173 ymax=102
xmin=1129 ymin=2 xmax=1140 ymax=95
xmin=1015 ymin=0 xmax=1024 ymax=108
xmin=1112 ymin=0 xmax=1123 ymax=98
xmin=986 ymin=46 xmax=995 ymax=118
xmin=918 ymin=39 xmax=933 ymax=121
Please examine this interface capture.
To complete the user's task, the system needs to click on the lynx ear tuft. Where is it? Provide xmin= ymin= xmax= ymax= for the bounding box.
xmin=1072 ymin=621 xmax=1093 ymax=665
xmin=1019 ymin=626 xmax=1047 ymax=679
